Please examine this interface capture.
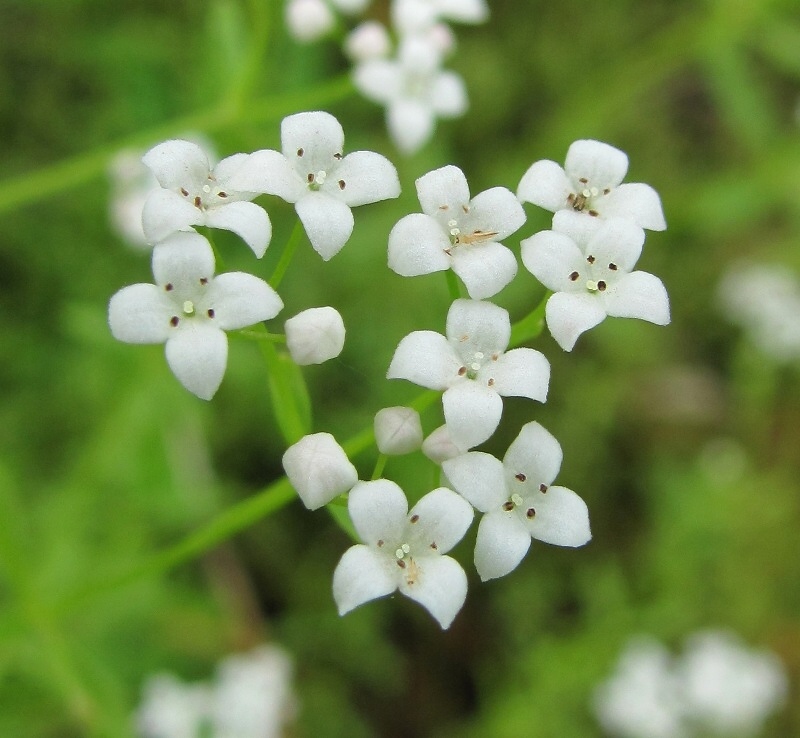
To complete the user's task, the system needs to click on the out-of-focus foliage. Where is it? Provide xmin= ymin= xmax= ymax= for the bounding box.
xmin=0 ymin=0 xmax=799 ymax=736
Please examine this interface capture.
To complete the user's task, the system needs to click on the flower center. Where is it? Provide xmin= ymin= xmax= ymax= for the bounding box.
xmin=179 ymin=174 xmax=229 ymax=210
xmin=567 ymin=177 xmax=610 ymax=217
xmin=182 ymin=300 xmax=195 ymax=316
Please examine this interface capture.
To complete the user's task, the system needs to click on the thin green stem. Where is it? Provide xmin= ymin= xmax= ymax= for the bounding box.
xmin=445 ymin=269 xmax=463 ymax=301
xmin=234 ymin=328 xmax=286 ymax=342
xmin=371 ymin=454 xmax=388 ymax=480
xmin=269 ymin=219 xmax=305 ymax=289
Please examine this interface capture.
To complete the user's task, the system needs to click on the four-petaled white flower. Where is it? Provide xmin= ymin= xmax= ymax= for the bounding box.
xmin=230 ymin=111 xmax=400 ymax=260
xmin=389 ymin=164 xmax=526 ymax=299
xmin=517 ymin=139 xmax=666 ymax=234
xmin=108 ymin=231 xmax=283 ymax=400
xmin=521 ymin=212 xmax=670 ymax=351
xmin=443 ymin=421 xmax=591 ymax=581
xmin=141 ymin=140 xmax=272 ymax=257
xmin=333 ymin=480 xmax=473 ymax=629
xmin=387 ymin=299 xmax=550 ymax=450
xmin=354 ymin=36 xmax=467 ymax=154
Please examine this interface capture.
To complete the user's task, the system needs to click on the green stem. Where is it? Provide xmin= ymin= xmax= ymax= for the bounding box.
xmin=234 ymin=328 xmax=286 ymax=342
xmin=509 ymin=290 xmax=551 ymax=347
xmin=371 ymin=454 xmax=388 ymax=480
xmin=200 ymin=227 xmax=226 ymax=272
xmin=269 ymin=219 xmax=305 ymax=289
xmin=445 ymin=269 xmax=463 ymax=301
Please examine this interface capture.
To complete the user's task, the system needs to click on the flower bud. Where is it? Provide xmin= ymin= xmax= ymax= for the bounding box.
xmin=282 ymin=433 xmax=358 ymax=510
xmin=285 ymin=0 xmax=334 ymax=42
xmin=285 ymin=306 xmax=345 ymax=365
xmin=344 ymin=21 xmax=391 ymax=61
xmin=374 ymin=406 xmax=423 ymax=455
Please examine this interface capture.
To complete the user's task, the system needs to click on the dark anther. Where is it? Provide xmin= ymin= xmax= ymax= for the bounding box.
xmin=410 ymin=514 xmax=419 ymax=523
xmin=587 ymin=255 xmax=595 ymax=264
xmin=515 ymin=472 xmax=526 ymax=482
xmin=588 ymin=209 xmax=599 ymax=217
xmin=462 ymin=205 xmax=469 ymax=213
xmin=170 ymin=316 xmax=179 ymax=327
xmin=397 ymin=559 xmax=406 ymax=569
xmin=377 ymin=539 xmax=384 ymax=547
xmin=579 ymin=177 xmax=588 ymax=184
xmin=165 ymin=283 xmax=174 ymax=291
xmin=569 ymin=271 xmax=580 ymax=281
xmin=217 ymin=191 xmax=228 ymax=198
xmin=539 ymin=484 xmax=548 ymax=493
xmin=526 ymin=508 xmax=536 ymax=519
xmin=603 ymin=188 xmax=611 ymax=195
xmin=597 ymin=280 xmax=607 ymax=291
xmin=207 ymin=309 xmax=215 ymax=318
xmin=307 ymin=173 xmax=315 ymax=183
xmin=334 ymin=152 xmax=342 ymax=159
xmin=297 ymin=148 xmax=304 ymax=156
xmin=458 ymin=366 xmax=467 ymax=376
xmin=200 ymin=277 xmax=208 ymax=285
xmin=180 ymin=187 xmax=189 ymax=197
xmin=487 ymin=378 xmax=495 ymax=387
xmin=609 ymin=263 xmax=618 ymax=271
xmin=502 ymin=501 xmax=515 ymax=511
xmin=194 ymin=196 xmax=202 ymax=208
xmin=338 ymin=180 xmax=346 ymax=190
xmin=430 ymin=542 xmax=438 ymax=550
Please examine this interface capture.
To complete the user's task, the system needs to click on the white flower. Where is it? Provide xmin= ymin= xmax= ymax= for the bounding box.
xmin=421 ymin=424 xmax=466 ymax=464
xmin=332 ymin=480 xmax=473 ymax=629
xmin=282 ymin=432 xmax=359 ymax=509
xmin=230 ymin=111 xmax=400 ymax=261
xmin=344 ymin=21 xmax=391 ymax=61
xmin=285 ymin=0 xmax=335 ymax=41
xmin=391 ymin=0 xmax=488 ymax=33
xmin=284 ymin=306 xmax=345 ymax=365
xmin=108 ymin=149 xmax=159 ymax=249
xmin=517 ymin=139 xmax=666 ymax=233
xmin=212 ymin=645 xmax=296 ymax=738
xmin=593 ymin=637 xmax=688 ymax=738
xmin=389 ymin=164 xmax=525 ymax=299
xmin=387 ymin=299 xmax=550 ymax=449
xmin=521 ymin=213 xmax=670 ymax=351
xmin=141 ymin=140 xmax=272 ymax=257
xmin=135 ymin=673 xmax=212 ymax=738
xmin=374 ymin=406 xmax=423 ymax=455
xmin=108 ymin=232 xmax=283 ymax=400
xmin=443 ymin=421 xmax=590 ymax=581
xmin=354 ymin=35 xmax=467 ymax=154
xmin=678 ymin=631 xmax=788 ymax=737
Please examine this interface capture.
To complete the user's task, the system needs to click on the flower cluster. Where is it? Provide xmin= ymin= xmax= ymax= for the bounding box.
xmin=593 ymin=632 xmax=788 ymax=738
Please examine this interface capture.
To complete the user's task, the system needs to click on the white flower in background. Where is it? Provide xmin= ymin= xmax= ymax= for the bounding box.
xmin=333 ymin=480 xmax=473 ymax=629
xmin=285 ymin=0 xmax=335 ymax=41
xmin=593 ymin=637 xmax=688 ymax=738
xmin=443 ymin=421 xmax=590 ymax=581
xmin=374 ymin=406 xmax=423 ymax=455
xmin=517 ymin=139 xmax=666 ymax=234
xmin=108 ymin=149 xmax=159 ymax=249
xmin=135 ymin=674 xmax=211 ymax=738
xmin=282 ymin=432 xmax=359 ymax=509
xmin=354 ymin=35 xmax=467 ymax=154
xmin=387 ymin=299 xmax=550 ymax=450
xmin=389 ymin=164 xmax=525 ymax=299
xmin=391 ymin=0 xmax=488 ymax=33
xmin=421 ymin=424 xmax=466 ymax=464
xmin=522 ymin=213 xmax=670 ymax=351
xmin=212 ymin=645 xmax=296 ymax=738
xmin=717 ymin=263 xmax=800 ymax=362
xmin=284 ymin=306 xmax=345 ymax=365
xmin=141 ymin=140 xmax=272 ymax=257
xmin=678 ymin=631 xmax=788 ymax=737
xmin=344 ymin=21 xmax=391 ymax=61
xmin=231 ymin=111 xmax=400 ymax=260
xmin=108 ymin=232 xmax=283 ymax=400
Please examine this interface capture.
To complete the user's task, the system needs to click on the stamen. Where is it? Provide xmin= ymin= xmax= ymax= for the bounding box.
xmin=207 ymin=309 xmax=215 ymax=318
xmin=588 ymin=209 xmax=599 ymax=217
xmin=338 ymin=180 xmax=346 ymax=190
xmin=193 ymin=196 xmax=202 ymax=208
xmin=587 ymin=255 xmax=595 ymax=264
xmin=410 ymin=514 xmax=419 ymax=523
xmin=333 ymin=152 xmax=342 ymax=160
xmin=217 ymin=191 xmax=227 ymax=198
xmin=502 ymin=501 xmax=514 ymax=511
xmin=526 ymin=508 xmax=536 ymax=519
xmin=609 ymin=263 xmax=618 ymax=271
xmin=569 ymin=271 xmax=580 ymax=281
xmin=515 ymin=473 xmax=526 ymax=482
xmin=200 ymin=277 xmax=208 ymax=285
xmin=597 ymin=280 xmax=607 ymax=291
xmin=180 ymin=187 xmax=189 ymax=197
xmin=377 ymin=539 xmax=384 ymax=547
xmin=169 ymin=316 xmax=179 ymax=327
xmin=165 ymin=283 xmax=174 ymax=291
xmin=458 ymin=366 xmax=467 ymax=376
xmin=539 ymin=484 xmax=548 ymax=493
xmin=297 ymin=148 xmax=304 ymax=157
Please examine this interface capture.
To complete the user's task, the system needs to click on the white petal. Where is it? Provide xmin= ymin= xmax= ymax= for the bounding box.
xmin=450 ymin=241 xmax=518 ymax=299
xmin=601 ymin=182 xmax=666 ymax=230
xmin=205 ymin=272 xmax=283 ymax=330
xmin=517 ymin=159 xmax=571 ymax=212
xmin=503 ymin=421 xmax=563 ymax=488
xmin=344 ymin=21 xmax=391 ymax=62
xmin=281 ymin=110 xmax=344 ymax=167
xmin=545 ymin=291 xmax=607 ymax=351
xmin=399 ymin=554 xmax=467 ymax=629
xmin=552 ymin=209 xmax=601 ymax=247
xmin=227 ymin=149 xmax=306 ymax=202
xmin=603 ymin=271 xmax=671 ymax=325
xmin=388 ymin=99 xmax=435 ymax=154
xmin=286 ymin=0 xmax=335 ymax=41
xmin=488 ymin=348 xmax=550 ymax=401
xmin=165 ymin=322 xmax=228 ymax=400
xmin=446 ymin=299 xmax=510 ymax=355
xmin=406 ymin=487 xmax=473 ymax=555
xmin=326 ymin=151 xmax=400 ymax=207
xmin=204 ymin=201 xmax=272 ymax=258
xmin=416 ymin=164 xmax=470 ymax=217
xmin=348 ymin=479 xmax=408 ymax=545
xmin=422 ymin=424 xmax=467 ymax=464
xmin=142 ymin=188 xmax=203 ymax=244
xmin=333 ymin=545 xmax=398 ymax=615
xmin=374 ymin=406 xmax=423 ymax=455
xmin=388 ymin=213 xmax=451 ymax=276
xmin=210 ymin=152 xmax=252 ymax=187
xmin=526 ymin=485 xmax=591 ymax=547
xmin=142 ymin=139 xmax=209 ymax=190
xmin=586 ymin=218 xmax=645 ymax=272
xmin=387 ymin=330 xmax=460 ymax=390
xmin=295 ymin=192 xmax=354 ymax=260
xmin=565 ymin=139 xmax=628 ymax=190
xmin=429 ymin=71 xmax=468 ymax=117
xmin=353 ymin=59 xmax=403 ymax=104
xmin=284 ymin=306 xmax=345 ymax=365
xmin=474 ymin=511 xmax=531 ymax=581
xmin=441 ymin=452 xmax=507 ymax=511
xmin=467 ymin=186 xmax=526 ymax=240
xmin=520 ymin=230 xmax=585 ymax=292
xmin=281 ymin=432 xmax=359 ymax=510
xmin=435 ymin=0 xmax=489 ymax=23
xmin=442 ymin=381 xmax=503 ymax=449
xmin=108 ymin=284 xmax=171 ymax=344
xmin=151 ymin=232 xmax=215 ymax=291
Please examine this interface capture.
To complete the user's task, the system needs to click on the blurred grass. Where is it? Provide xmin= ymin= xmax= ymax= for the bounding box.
xmin=1 ymin=0 xmax=799 ymax=736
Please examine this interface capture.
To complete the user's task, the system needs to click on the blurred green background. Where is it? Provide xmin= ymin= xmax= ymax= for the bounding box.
xmin=1 ymin=0 xmax=799 ymax=735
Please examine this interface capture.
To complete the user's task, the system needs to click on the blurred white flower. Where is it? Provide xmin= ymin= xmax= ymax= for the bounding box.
xmin=333 ymin=480 xmax=473 ymax=628
xmin=391 ymin=0 xmax=488 ymax=33
xmin=108 ymin=232 xmax=283 ymax=400
xmin=136 ymin=674 xmax=212 ymax=738
xmin=518 ymin=139 xmax=666 ymax=234
xmin=374 ymin=406 xmax=423 ymax=455
xmin=387 ymin=299 xmax=550 ymax=449
xmin=344 ymin=21 xmax=391 ymax=61
xmin=443 ymin=421 xmax=591 ymax=581
xmin=141 ymin=140 xmax=272 ymax=257
xmin=285 ymin=306 xmax=345 ymax=365
xmin=388 ymin=164 xmax=526 ymax=299
xmin=285 ymin=0 xmax=335 ymax=41
xmin=231 ymin=111 xmax=400 ymax=260
xmin=108 ymin=149 xmax=159 ymax=249
xmin=522 ymin=213 xmax=670 ymax=351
